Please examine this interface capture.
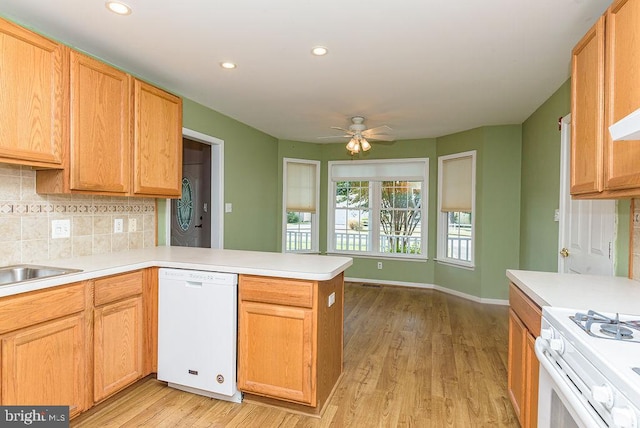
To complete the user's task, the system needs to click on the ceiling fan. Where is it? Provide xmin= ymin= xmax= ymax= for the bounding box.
xmin=319 ymin=116 xmax=394 ymax=154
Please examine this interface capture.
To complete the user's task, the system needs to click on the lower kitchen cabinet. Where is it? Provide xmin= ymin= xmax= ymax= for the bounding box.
xmin=0 ymin=282 xmax=89 ymax=418
xmin=2 ymin=315 xmax=86 ymax=417
xmin=238 ymin=273 xmax=344 ymax=413
xmin=239 ymin=300 xmax=314 ymax=404
xmin=507 ymin=282 xmax=541 ymax=428
xmin=93 ymin=271 xmax=145 ymax=402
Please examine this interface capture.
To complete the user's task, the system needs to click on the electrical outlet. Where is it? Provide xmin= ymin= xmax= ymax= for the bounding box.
xmin=114 ymin=218 xmax=124 ymax=233
xmin=128 ymin=218 xmax=137 ymax=232
xmin=328 ymin=292 xmax=336 ymax=307
xmin=377 ymin=262 xmax=383 ymax=270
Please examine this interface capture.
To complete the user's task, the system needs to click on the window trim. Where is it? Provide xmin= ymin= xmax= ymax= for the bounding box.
xmin=327 ymin=158 xmax=429 ymax=260
xmin=282 ymin=158 xmax=320 ymax=253
xmin=437 ymin=150 xmax=476 ymax=268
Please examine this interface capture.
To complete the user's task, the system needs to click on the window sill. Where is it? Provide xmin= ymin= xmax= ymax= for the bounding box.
xmin=435 ymin=258 xmax=475 ymax=270
xmin=327 ymin=252 xmax=428 ymax=262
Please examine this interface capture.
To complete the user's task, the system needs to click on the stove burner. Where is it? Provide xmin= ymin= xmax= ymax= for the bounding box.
xmin=600 ymin=323 xmax=634 ymax=339
xmin=570 ymin=310 xmax=640 ymax=343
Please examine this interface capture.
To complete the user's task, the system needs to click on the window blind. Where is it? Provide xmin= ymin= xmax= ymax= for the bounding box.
xmin=330 ymin=159 xmax=428 ymax=181
xmin=440 ymin=155 xmax=473 ymax=212
xmin=286 ymin=161 xmax=317 ymax=212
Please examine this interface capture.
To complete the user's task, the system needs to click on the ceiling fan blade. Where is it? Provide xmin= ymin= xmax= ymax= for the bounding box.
xmin=365 ymin=134 xmax=395 ymax=141
xmin=330 ymin=126 xmax=354 ymax=134
xmin=362 ymin=125 xmax=393 ymax=136
xmin=317 ymin=134 xmax=351 ymax=139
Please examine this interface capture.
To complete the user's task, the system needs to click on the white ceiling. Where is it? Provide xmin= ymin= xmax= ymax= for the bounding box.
xmin=0 ymin=0 xmax=612 ymax=143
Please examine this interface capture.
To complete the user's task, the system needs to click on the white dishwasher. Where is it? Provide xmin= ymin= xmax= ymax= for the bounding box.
xmin=157 ymin=268 xmax=242 ymax=403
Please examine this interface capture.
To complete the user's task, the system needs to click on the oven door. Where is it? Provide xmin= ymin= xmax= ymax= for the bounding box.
xmin=535 ymin=338 xmax=607 ymax=428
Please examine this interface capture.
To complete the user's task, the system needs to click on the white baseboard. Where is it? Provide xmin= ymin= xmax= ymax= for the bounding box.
xmin=344 ymin=276 xmax=509 ymax=306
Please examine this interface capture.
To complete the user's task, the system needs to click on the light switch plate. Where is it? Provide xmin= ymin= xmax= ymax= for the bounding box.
xmin=51 ymin=219 xmax=71 ymax=239
xmin=128 ymin=218 xmax=137 ymax=232
xmin=225 ymin=203 xmax=232 ymax=213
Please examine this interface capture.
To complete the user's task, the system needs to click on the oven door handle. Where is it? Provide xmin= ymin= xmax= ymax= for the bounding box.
xmin=534 ymin=337 xmax=601 ymax=426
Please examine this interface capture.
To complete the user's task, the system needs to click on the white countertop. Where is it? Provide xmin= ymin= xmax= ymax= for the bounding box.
xmin=507 ymin=269 xmax=640 ymax=314
xmin=0 ymin=247 xmax=353 ymax=298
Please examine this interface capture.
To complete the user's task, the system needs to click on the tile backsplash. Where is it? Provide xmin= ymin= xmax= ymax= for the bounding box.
xmin=0 ymin=164 xmax=156 ymax=265
xmin=634 ymin=199 xmax=640 ymax=281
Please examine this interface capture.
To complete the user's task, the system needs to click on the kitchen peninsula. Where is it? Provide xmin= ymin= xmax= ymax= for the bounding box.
xmin=0 ymin=248 xmax=352 ymax=418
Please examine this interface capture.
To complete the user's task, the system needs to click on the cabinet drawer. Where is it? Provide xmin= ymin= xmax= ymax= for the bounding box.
xmin=0 ymin=282 xmax=86 ymax=334
xmin=94 ymin=271 xmax=143 ymax=306
xmin=509 ymin=283 xmax=542 ymax=336
xmin=240 ymin=275 xmax=314 ymax=308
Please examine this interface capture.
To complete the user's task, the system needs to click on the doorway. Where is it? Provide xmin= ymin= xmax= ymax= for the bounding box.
xmin=167 ymin=128 xmax=224 ymax=249
xmin=558 ymin=114 xmax=616 ymax=275
xmin=171 ymin=139 xmax=211 ymax=247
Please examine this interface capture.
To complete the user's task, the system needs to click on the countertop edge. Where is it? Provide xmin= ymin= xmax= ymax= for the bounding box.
xmin=0 ymin=249 xmax=353 ymax=298
xmin=506 ymin=269 xmax=640 ymax=314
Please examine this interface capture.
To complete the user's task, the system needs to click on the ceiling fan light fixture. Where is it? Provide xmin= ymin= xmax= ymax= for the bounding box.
xmin=346 ymin=138 xmax=358 ymax=153
xmin=311 ymin=46 xmax=328 ymax=56
xmin=105 ymin=1 xmax=132 ymax=15
xmin=360 ymin=138 xmax=371 ymax=151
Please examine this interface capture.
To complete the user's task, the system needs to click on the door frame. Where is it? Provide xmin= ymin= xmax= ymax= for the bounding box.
xmin=558 ymin=114 xmax=571 ymax=273
xmin=165 ymin=128 xmax=224 ymax=249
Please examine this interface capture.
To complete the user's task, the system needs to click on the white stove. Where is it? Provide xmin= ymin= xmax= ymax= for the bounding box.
xmin=536 ymin=306 xmax=640 ymax=428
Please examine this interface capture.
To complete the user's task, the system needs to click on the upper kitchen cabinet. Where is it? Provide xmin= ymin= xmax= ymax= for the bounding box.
xmin=571 ymin=0 xmax=640 ymax=198
xmin=132 ymin=80 xmax=183 ymax=197
xmin=70 ymin=52 xmax=132 ymax=193
xmin=570 ymin=16 xmax=605 ymax=195
xmin=0 ymin=18 xmax=68 ymax=168
xmin=38 ymin=51 xmax=132 ymax=194
xmin=603 ymin=0 xmax=640 ymax=193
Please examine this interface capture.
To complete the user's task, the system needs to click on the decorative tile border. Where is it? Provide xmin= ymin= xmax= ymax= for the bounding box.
xmin=0 ymin=202 xmax=155 ymax=215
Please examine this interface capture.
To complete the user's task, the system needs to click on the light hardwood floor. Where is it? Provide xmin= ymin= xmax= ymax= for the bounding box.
xmin=72 ymin=282 xmax=518 ymax=427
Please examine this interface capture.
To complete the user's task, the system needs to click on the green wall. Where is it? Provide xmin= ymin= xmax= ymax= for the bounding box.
xmin=519 ymin=81 xmax=570 ymax=271
xmin=179 ymin=99 xmax=279 ymax=251
xmin=434 ymin=126 xmax=522 ymax=300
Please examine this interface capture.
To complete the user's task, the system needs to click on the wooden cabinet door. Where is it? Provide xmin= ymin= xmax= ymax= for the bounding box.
xmin=70 ymin=51 xmax=131 ymax=193
xmin=570 ymin=16 xmax=605 ymax=195
xmin=507 ymin=309 xmax=526 ymax=426
xmin=604 ymin=0 xmax=640 ymax=191
xmin=238 ymin=301 xmax=314 ymax=405
xmin=1 ymin=315 xmax=86 ymax=418
xmin=525 ymin=332 xmax=539 ymax=428
xmin=93 ymin=296 xmax=143 ymax=402
xmin=0 ymin=18 xmax=67 ymax=167
xmin=132 ymin=79 xmax=182 ymax=197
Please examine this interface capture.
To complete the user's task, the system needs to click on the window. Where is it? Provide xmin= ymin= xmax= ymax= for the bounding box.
xmin=283 ymin=158 xmax=320 ymax=253
xmin=437 ymin=151 xmax=476 ymax=267
xmin=328 ymin=159 xmax=428 ymax=259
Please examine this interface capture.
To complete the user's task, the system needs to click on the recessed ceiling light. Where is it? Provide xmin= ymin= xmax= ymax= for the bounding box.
xmin=311 ymin=46 xmax=328 ymax=56
xmin=220 ymin=62 xmax=237 ymax=69
xmin=105 ymin=1 xmax=132 ymax=15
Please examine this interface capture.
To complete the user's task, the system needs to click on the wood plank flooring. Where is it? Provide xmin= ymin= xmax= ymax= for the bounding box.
xmin=72 ymin=282 xmax=518 ymax=427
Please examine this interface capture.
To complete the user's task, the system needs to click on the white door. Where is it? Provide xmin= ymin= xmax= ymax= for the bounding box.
xmin=558 ymin=114 xmax=616 ymax=275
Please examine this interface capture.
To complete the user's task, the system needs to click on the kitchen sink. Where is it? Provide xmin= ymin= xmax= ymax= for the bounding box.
xmin=0 ymin=264 xmax=82 ymax=286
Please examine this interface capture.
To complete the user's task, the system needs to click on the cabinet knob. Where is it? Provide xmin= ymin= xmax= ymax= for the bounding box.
xmin=559 ymin=248 xmax=570 ymax=258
